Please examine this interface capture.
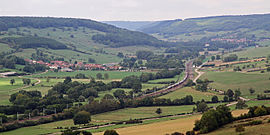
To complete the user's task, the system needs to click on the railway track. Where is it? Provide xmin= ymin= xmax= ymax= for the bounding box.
xmin=138 ymin=60 xmax=194 ymax=99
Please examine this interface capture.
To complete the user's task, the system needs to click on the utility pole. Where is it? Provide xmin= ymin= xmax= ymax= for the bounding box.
xmin=29 ymin=113 xmax=31 ymax=120
xmin=17 ymin=112 xmax=19 ymax=121
xmin=54 ymin=108 xmax=56 ymax=115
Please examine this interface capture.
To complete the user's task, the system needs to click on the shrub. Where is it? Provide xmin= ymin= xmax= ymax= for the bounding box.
xmin=171 ymin=132 xmax=184 ymax=135
xmin=235 ymin=125 xmax=245 ymax=133
xmin=104 ymin=130 xmax=119 ymax=135
xmin=186 ymin=130 xmax=195 ymax=135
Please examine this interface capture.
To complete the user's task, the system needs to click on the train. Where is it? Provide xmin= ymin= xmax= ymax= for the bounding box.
xmin=166 ymin=69 xmax=189 ymax=90
xmin=137 ymin=60 xmax=193 ymax=99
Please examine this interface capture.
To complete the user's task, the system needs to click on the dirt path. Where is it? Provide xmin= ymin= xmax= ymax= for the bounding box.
xmin=193 ymin=62 xmax=207 ymax=83
xmin=7 ymin=70 xmax=48 ymax=94
xmin=48 ymin=113 xmax=197 ymax=135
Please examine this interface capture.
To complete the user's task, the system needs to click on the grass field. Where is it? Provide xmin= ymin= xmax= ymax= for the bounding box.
xmin=207 ymin=114 xmax=270 ymax=135
xmin=30 ymin=70 xmax=145 ymax=79
xmin=91 ymin=105 xmax=195 ymax=122
xmin=160 ymin=87 xmax=224 ymax=102
xmin=225 ymin=46 xmax=270 ymax=59
xmin=92 ymin=109 xmax=249 ymax=135
xmin=0 ymin=77 xmax=38 ymax=105
xmin=0 ymin=105 xmax=196 ymax=135
xmin=0 ymin=43 xmax=14 ymax=53
xmin=94 ymin=115 xmax=201 ymax=135
xmin=229 ymin=100 xmax=270 ymax=110
xmin=0 ymin=103 xmax=247 ymax=135
xmin=200 ymin=71 xmax=270 ymax=98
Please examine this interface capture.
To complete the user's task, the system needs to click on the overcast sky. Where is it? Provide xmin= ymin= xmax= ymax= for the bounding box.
xmin=0 ymin=0 xmax=270 ymax=21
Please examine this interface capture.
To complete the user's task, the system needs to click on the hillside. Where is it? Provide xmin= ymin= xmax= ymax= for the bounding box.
xmin=115 ymin=14 xmax=270 ymax=43
xmin=0 ymin=17 xmax=169 ymax=64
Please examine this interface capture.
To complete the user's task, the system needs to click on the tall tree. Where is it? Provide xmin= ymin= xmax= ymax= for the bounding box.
xmin=10 ymin=79 xmax=15 ymax=86
xmin=73 ymin=111 xmax=91 ymax=125
xmin=155 ymin=108 xmax=162 ymax=115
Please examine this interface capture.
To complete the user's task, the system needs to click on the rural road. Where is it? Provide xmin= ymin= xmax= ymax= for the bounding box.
xmin=192 ymin=62 xmax=251 ymax=107
xmin=7 ymin=70 xmax=48 ymax=94
xmin=193 ymin=62 xmax=207 ymax=83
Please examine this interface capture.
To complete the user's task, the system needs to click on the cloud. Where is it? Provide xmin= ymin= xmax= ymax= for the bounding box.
xmin=0 ymin=0 xmax=269 ymax=21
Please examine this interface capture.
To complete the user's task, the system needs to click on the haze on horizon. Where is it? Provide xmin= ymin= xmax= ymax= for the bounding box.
xmin=0 ymin=0 xmax=270 ymax=21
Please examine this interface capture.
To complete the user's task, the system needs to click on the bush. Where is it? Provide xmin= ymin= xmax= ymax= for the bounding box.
xmin=171 ymin=132 xmax=184 ymax=135
xmin=186 ymin=130 xmax=195 ymax=135
xmin=235 ymin=125 xmax=245 ymax=133
xmin=104 ymin=130 xmax=119 ymax=135
xmin=73 ymin=111 xmax=91 ymax=125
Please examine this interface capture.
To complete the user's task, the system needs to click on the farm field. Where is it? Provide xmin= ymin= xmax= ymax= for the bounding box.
xmin=206 ymin=114 xmax=270 ymax=135
xmin=225 ymin=46 xmax=270 ymax=59
xmin=30 ymin=70 xmax=145 ymax=79
xmin=0 ymin=77 xmax=38 ymax=105
xmin=91 ymin=105 xmax=195 ymax=122
xmin=6 ymin=27 xmax=124 ymax=64
xmin=159 ymin=87 xmax=224 ymax=102
xmin=0 ymin=105 xmax=196 ymax=135
xmin=229 ymin=100 xmax=270 ymax=110
xmin=93 ymin=115 xmax=201 ymax=135
xmin=92 ymin=109 xmax=249 ymax=135
xmin=200 ymin=71 xmax=270 ymax=98
xmin=0 ymin=43 xmax=14 ymax=53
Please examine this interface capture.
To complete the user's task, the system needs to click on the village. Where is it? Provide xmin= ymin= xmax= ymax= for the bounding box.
xmin=24 ymin=59 xmax=123 ymax=72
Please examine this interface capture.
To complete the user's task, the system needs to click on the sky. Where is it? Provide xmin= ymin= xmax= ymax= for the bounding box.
xmin=0 ymin=0 xmax=270 ymax=21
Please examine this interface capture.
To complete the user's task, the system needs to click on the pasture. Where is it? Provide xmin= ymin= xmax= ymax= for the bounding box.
xmin=225 ymin=46 xmax=270 ymax=59
xmin=0 ymin=105 xmax=196 ymax=135
xmin=207 ymin=114 xmax=270 ymax=135
xmin=0 ymin=102 xmax=246 ymax=135
xmin=200 ymin=71 xmax=270 ymax=98
xmin=30 ymin=70 xmax=144 ymax=79
xmin=0 ymin=77 xmax=38 ymax=105
xmin=160 ymin=87 xmax=224 ymax=102
xmin=93 ymin=115 xmax=201 ymax=135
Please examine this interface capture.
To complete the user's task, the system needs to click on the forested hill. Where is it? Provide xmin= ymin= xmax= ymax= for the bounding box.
xmin=0 ymin=17 xmax=165 ymax=48
xmin=140 ymin=14 xmax=270 ymax=35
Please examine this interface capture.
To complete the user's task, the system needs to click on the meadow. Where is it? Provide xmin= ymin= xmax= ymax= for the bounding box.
xmin=93 ymin=115 xmax=201 ymax=135
xmin=206 ymin=114 xmax=270 ymax=135
xmin=92 ymin=109 xmax=249 ymax=135
xmin=30 ymin=70 xmax=145 ymax=79
xmin=200 ymin=71 xmax=270 ymax=98
xmin=0 ymin=77 xmax=38 ymax=105
xmin=225 ymin=45 xmax=270 ymax=59
xmin=160 ymin=87 xmax=224 ymax=102
xmin=0 ymin=105 xmax=197 ymax=135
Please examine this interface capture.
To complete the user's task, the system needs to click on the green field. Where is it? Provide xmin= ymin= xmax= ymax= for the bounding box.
xmin=229 ymin=100 xmax=270 ymax=110
xmin=225 ymin=46 xmax=270 ymax=59
xmin=206 ymin=114 xmax=270 ymax=135
xmin=160 ymin=87 xmax=224 ymax=102
xmin=30 ymin=70 xmax=145 ymax=79
xmin=0 ymin=105 xmax=196 ymax=135
xmin=0 ymin=43 xmax=14 ymax=53
xmin=200 ymin=71 xmax=270 ymax=98
xmin=0 ymin=77 xmax=38 ymax=105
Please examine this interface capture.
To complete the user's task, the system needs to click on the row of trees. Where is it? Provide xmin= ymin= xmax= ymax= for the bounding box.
xmin=0 ymin=55 xmax=26 ymax=69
